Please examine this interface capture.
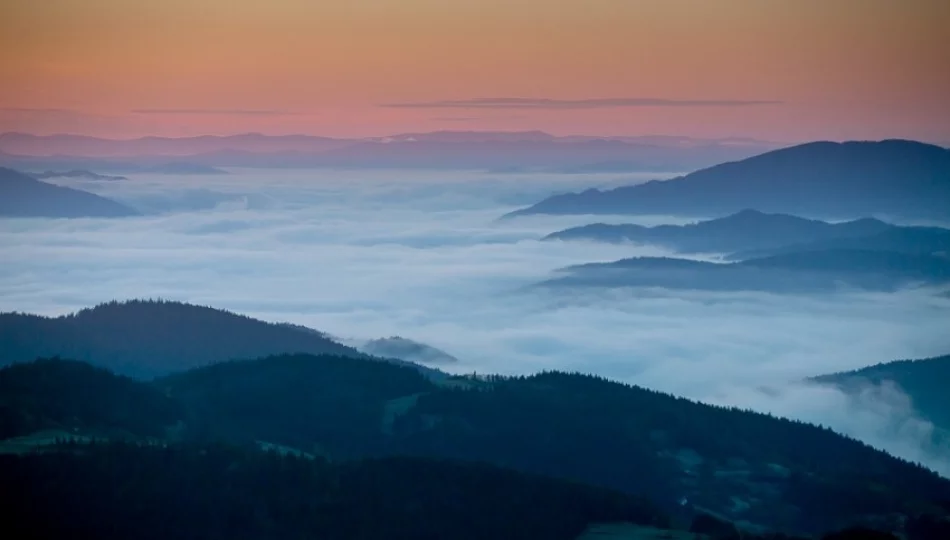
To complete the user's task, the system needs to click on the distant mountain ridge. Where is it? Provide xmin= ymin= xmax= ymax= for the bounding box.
xmin=541 ymin=249 xmax=950 ymax=293
xmin=544 ymin=210 xmax=900 ymax=255
xmin=506 ymin=140 xmax=950 ymax=220
xmin=0 ymin=130 xmax=778 ymax=171
xmin=0 ymin=167 xmax=138 ymax=218
xmin=31 ymin=169 xmax=127 ymax=181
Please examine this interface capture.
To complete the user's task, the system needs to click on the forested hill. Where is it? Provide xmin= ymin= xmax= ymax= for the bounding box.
xmin=0 ymin=299 xmax=439 ymax=378
xmin=0 ymin=358 xmax=183 ymax=440
xmin=4 ymin=355 xmax=950 ymax=536
xmin=0 ymin=443 xmax=671 ymax=540
xmin=505 ymin=140 xmax=950 ymax=220
xmin=813 ymin=355 xmax=950 ymax=433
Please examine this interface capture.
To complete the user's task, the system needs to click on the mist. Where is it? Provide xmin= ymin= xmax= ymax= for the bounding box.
xmin=3 ymin=167 xmax=949 ymax=476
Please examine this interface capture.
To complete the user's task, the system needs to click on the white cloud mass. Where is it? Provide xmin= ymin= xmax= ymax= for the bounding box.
xmin=2 ymin=167 xmax=949 ymax=475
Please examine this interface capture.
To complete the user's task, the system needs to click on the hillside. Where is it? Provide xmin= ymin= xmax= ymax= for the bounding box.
xmin=0 ymin=167 xmax=138 ymax=218
xmin=813 ymin=355 xmax=950 ymax=433
xmin=157 ymin=354 xmax=436 ymax=455
xmin=0 ymin=299 xmax=437 ymax=378
xmin=4 ymin=355 xmax=945 ymax=535
xmin=543 ymin=210 xmax=894 ymax=255
xmin=541 ymin=250 xmax=950 ymax=293
xmin=0 ymin=358 xmax=182 ymax=441
xmin=506 ymin=140 xmax=950 ymax=220
xmin=728 ymin=227 xmax=950 ymax=261
xmin=0 ymin=443 xmax=671 ymax=540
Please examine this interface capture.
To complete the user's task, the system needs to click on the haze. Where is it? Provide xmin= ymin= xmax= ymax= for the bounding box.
xmin=3 ymin=2 xmax=950 ymax=535
xmin=4 ymin=168 xmax=950 ymax=475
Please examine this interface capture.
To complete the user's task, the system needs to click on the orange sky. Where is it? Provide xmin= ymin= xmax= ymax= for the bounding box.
xmin=1 ymin=0 xmax=948 ymax=141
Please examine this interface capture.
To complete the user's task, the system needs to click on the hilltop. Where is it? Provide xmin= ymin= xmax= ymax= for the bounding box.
xmin=0 ymin=300 xmax=439 ymax=378
xmin=543 ymin=210 xmax=896 ymax=255
xmin=506 ymin=140 xmax=950 ymax=220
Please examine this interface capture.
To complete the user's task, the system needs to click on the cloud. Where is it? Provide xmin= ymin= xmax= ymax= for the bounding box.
xmin=0 ymin=107 xmax=77 ymax=114
xmin=382 ymin=97 xmax=783 ymax=109
xmin=430 ymin=117 xmax=478 ymax=122
xmin=709 ymin=380 xmax=950 ymax=478
xmin=130 ymin=108 xmax=304 ymax=116
xmin=2 ymin=168 xmax=949 ymax=475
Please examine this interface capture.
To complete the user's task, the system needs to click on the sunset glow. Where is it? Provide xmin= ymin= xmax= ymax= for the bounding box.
xmin=1 ymin=0 xmax=948 ymax=140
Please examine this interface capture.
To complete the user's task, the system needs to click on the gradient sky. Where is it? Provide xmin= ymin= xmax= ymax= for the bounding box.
xmin=1 ymin=0 xmax=948 ymax=141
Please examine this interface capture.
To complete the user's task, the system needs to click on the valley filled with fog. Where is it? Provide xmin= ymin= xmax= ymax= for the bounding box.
xmin=3 ymin=167 xmax=950 ymax=475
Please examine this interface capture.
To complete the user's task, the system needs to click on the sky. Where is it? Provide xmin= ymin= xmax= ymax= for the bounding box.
xmin=3 ymin=168 xmax=950 ymax=474
xmin=1 ymin=0 xmax=949 ymax=141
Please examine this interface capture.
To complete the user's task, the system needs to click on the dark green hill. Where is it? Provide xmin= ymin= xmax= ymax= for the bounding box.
xmin=63 ymin=354 xmax=950 ymax=535
xmin=387 ymin=372 xmax=950 ymax=534
xmin=813 ymin=355 xmax=950 ymax=433
xmin=158 ymin=354 xmax=435 ymax=455
xmin=0 ymin=299 xmax=436 ymax=378
xmin=506 ymin=140 xmax=950 ymax=220
xmin=0 ymin=357 xmax=182 ymax=440
xmin=0 ymin=442 xmax=668 ymax=540
xmin=5 ymin=353 xmax=950 ymax=535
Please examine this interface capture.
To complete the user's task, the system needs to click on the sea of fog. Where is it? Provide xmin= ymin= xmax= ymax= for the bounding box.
xmin=3 ymin=167 xmax=950 ymax=475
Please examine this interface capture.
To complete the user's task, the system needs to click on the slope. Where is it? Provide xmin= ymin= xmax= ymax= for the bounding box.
xmin=506 ymin=140 xmax=950 ymax=220
xmin=0 ymin=166 xmax=138 ymax=218
xmin=543 ymin=210 xmax=894 ymax=254
xmin=541 ymin=250 xmax=950 ymax=293
xmin=813 ymin=355 xmax=950 ymax=433
xmin=0 ymin=299 xmax=437 ymax=378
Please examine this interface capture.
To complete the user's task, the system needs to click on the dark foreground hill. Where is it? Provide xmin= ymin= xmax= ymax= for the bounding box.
xmin=0 ymin=358 xmax=183 ymax=441
xmin=543 ymin=210 xmax=900 ymax=256
xmin=0 ymin=300 xmax=439 ymax=378
xmin=0 ymin=166 xmax=138 ymax=218
xmin=506 ymin=140 xmax=950 ymax=220
xmin=0 ymin=443 xmax=672 ymax=540
xmin=3 ymin=356 xmax=949 ymax=536
xmin=541 ymin=250 xmax=950 ymax=293
xmin=814 ymin=355 xmax=950 ymax=434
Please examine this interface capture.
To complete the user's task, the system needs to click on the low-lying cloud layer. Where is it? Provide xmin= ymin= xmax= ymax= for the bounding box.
xmin=2 ymin=168 xmax=949 ymax=475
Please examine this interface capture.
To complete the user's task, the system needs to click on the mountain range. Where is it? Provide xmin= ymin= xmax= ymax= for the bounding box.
xmin=540 ymin=250 xmax=950 ymax=293
xmin=0 ymin=167 xmax=138 ymax=218
xmin=506 ymin=140 xmax=950 ymax=221
xmin=543 ymin=210 xmax=914 ymax=256
xmin=0 ymin=131 xmax=778 ymax=172
xmin=31 ymin=169 xmax=128 ymax=181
